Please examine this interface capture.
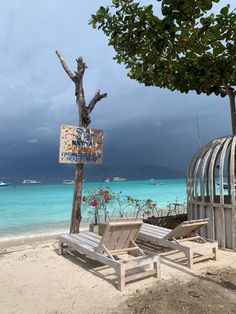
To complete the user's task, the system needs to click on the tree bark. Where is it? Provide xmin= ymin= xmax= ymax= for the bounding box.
xmin=70 ymin=163 xmax=84 ymax=233
xmin=229 ymin=92 xmax=236 ymax=135
xmin=221 ymin=86 xmax=236 ymax=136
xmin=56 ymin=50 xmax=107 ymax=234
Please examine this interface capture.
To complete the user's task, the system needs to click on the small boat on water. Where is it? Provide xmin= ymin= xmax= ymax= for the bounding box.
xmin=0 ymin=181 xmax=10 ymax=187
xmin=148 ymin=179 xmax=165 ymax=186
xmin=63 ymin=179 xmax=74 ymax=185
xmin=112 ymin=177 xmax=127 ymax=182
xmin=63 ymin=179 xmax=86 ymax=184
xmin=104 ymin=178 xmax=110 ymax=182
xmin=22 ymin=180 xmax=41 ymax=184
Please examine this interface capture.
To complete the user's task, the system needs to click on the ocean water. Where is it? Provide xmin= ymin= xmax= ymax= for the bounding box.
xmin=0 ymin=179 xmax=187 ymax=239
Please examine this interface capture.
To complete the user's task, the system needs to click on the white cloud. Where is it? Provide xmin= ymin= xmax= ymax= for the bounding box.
xmin=27 ymin=138 xmax=38 ymax=144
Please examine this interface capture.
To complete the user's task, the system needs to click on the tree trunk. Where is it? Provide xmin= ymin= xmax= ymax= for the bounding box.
xmin=70 ymin=118 xmax=88 ymax=233
xmin=70 ymin=163 xmax=84 ymax=233
xmin=229 ymin=92 xmax=236 ymax=135
xmin=56 ymin=50 xmax=107 ymax=234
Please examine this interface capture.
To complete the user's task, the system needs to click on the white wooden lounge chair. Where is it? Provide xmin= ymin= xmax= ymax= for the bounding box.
xmin=58 ymin=219 xmax=160 ymax=291
xmin=138 ymin=218 xmax=218 ymax=269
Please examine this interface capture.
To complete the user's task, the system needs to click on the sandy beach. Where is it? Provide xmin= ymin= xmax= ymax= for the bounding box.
xmin=0 ymin=235 xmax=236 ymax=314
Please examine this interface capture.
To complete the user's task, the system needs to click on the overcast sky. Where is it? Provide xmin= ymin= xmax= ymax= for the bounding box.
xmin=0 ymin=0 xmax=235 ymax=180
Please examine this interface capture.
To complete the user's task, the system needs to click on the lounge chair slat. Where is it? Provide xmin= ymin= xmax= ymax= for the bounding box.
xmin=71 ymin=232 xmax=99 ymax=243
xmin=59 ymin=234 xmax=97 ymax=251
xmin=115 ymin=225 xmax=134 ymax=250
xmin=107 ymin=225 xmax=125 ymax=251
xmin=139 ymin=229 xmax=165 ymax=240
xmin=87 ymin=232 xmax=102 ymax=240
xmin=67 ymin=234 xmax=98 ymax=250
xmin=71 ymin=233 xmax=100 ymax=246
xmin=125 ymin=269 xmax=156 ymax=282
xmin=107 ymin=225 xmax=130 ymax=250
xmin=142 ymin=223 xmax=172 ymax=233
xmin=138 ymin=229 xmax=163 ymax=240
xmin=109 ymin=221 xmax=142 ymax=226
xmin=124 ymin=224 xmax=141 ymax=248
xmin=141 ymin=224 xmax=170 ymax=237
xmin=141 ymin=226 xmax=170 ymax=238
xmin=163 ymin=220 xmax=209 ymax=240
xmin=123 ymin=255 xmax=159 ymax=270
xmin=76 ymin=232 xmax=101 ymax=243
xmin=97 ymin=221 xmax=142 ymax=253
xmin=101 ymin=220 xmax=142 ymax=252
xmin=96 ymin=223 xmax=111 ymax=254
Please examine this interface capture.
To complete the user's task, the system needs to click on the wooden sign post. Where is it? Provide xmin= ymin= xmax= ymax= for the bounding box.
xmin=56 ymin=50 xmax=107 ymax=233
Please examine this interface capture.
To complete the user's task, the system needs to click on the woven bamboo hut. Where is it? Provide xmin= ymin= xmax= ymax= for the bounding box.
xmin=187 ymin=135 xmax=236 ymax=251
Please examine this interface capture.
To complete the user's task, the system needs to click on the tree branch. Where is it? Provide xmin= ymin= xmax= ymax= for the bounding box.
xmin=221 ymin=86 xmax=229 ymax=94
xmin=56 ymin=50 xmax=76 ymax=82
xmin=76 ymin=57 xmax=87 ymax=80
xmin=221 ymin=85 xmax=236 ymax=95
xmin=74 ymin=57 xmax=88 ymax=125
xmin=87 ymin=90 xmax=108 ymax=113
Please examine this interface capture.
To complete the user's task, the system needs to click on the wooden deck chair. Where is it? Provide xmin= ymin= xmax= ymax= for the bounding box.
xmin=58 ymin=218 xmax=160 ymax=291
xmin=138 ymin=218 xmax=218 ymax=269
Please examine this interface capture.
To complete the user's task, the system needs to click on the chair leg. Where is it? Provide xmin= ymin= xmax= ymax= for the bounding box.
xmin=213 ymin=247 xmax=218 ymax=261
xmin=58 ymin=241 xmax=63 ymax=255
xmin=187 ymin=250 xmax=193 ymax=269
xmin=154 ymin=256 xmax=161 ymax=279
xmin=117 ymin=265 xmax=125 ymax=291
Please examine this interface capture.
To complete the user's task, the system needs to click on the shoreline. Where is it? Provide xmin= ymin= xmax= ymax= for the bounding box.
xmin=0 ymin=219 xmax=91 ymax=242
xmin=0 ymin=228 xmax=88 ymax=251
xmin=0 ymin=206 xmax=187 ymax=242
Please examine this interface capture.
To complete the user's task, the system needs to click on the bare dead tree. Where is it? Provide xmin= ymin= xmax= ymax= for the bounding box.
xmin=56 ymin=50 xmax=107 ymax=233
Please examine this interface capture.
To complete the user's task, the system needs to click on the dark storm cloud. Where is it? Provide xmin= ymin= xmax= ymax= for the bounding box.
xmin=0 ymin=0 xmax=234 ymax=180
xmin=101 ymin=89 xmax=231 ymax=171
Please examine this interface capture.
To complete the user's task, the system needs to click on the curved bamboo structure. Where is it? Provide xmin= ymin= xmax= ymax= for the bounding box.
xmin=187 ymin=135 xmax=236 ymax=250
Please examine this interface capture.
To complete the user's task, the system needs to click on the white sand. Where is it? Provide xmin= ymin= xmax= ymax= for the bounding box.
xmin=0 ymin=237 xmax=236 ymax=314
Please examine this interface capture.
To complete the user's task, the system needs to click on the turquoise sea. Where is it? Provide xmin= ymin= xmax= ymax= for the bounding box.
xmin=0 ymin=179 xmax=187 ymax=240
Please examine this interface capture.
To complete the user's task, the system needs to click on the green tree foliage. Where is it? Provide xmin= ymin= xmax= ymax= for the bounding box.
xmin=90 ymin=0 xmax=236 ymax=132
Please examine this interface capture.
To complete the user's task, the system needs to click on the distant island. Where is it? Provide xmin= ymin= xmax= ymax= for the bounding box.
xmin=83 ymin=164 xmax=185 ymax=182
xmin=1 ymin=164 xmax=185 ymax=183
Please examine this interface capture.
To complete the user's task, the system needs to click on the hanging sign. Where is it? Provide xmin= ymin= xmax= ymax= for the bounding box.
xmin=59 ymin=124 xmax=104 ymax=164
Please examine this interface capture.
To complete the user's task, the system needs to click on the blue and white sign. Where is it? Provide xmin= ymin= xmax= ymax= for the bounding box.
xmin=59 ymin=125 xmax=104 ymax=164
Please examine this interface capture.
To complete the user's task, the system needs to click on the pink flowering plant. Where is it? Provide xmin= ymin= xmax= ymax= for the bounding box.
xmin=82 ymin=188 xmax=116 ymax=224
xmin=113 ymin=191 xmax=131 ymax=218
xmin=126 ymin=196 xmax=159 ymax=218
xmin=82 ymin=188 xmax=159 ymax=223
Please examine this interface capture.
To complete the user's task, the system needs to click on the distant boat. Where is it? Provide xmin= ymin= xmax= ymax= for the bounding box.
xmin=104 ymin=178 xmax=110 ymax=182
xmin=0 ymin=181 xmax=10 ymax=187
xmin=148 ymin=179 xmax=159 ymax=185
xmin=148 ymin=179 xmax=165 ymax=186
xmin=112 ymin=177 xmax=127 ymax=182
xmin=63 ymin=180 xmax=74 ymax=185
xmin=22 ymin=180 xmax=41 ymax=184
